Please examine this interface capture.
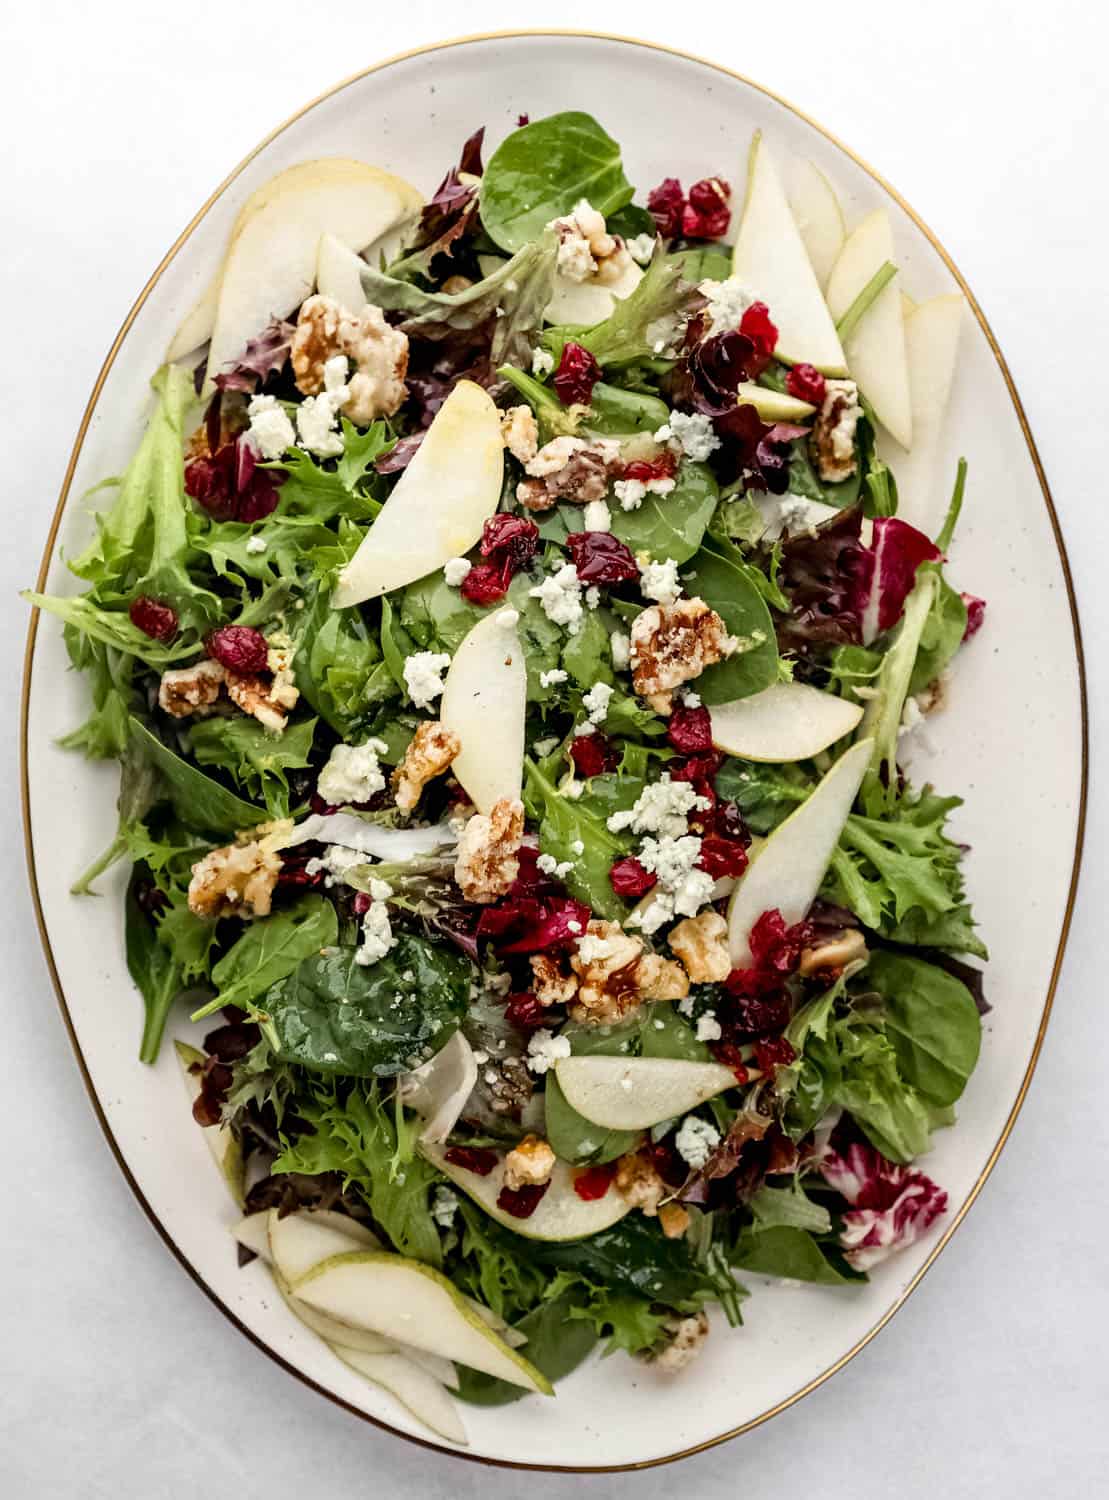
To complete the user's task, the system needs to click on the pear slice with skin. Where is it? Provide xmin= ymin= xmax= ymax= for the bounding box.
xmin=787 ymin=159 xmax=847 ymax=290
xmin=709 ymin=682 xmax=863 ymax=763
xmin=728 ymin=738 xmax=873 ymax=965
xmin=733 ymin=133 xmax=847 ymax=374
xmin=315 ymin=232 xmax=370 ymax=310
xmin=280 ymin=1278 xmax=459 ymax=1387
xmin=202 ymin=158 xmax=422 ymax=393
xmin=825 ymin=210 xmax=913 ymax=448
xmin=466 ymin=1298 xmax=528 ymax=1348
xmin=267 ymin=1208 xmax=380 ymax=1286
xmin=333 ymin=380 xmax=503 ymax=608
xmin=294 ymin=1252 xmax=553 ymax=1394
xmin=398 ymin=1030 xmax=478 ymax=1144
xmin=545 ymin=259 xmax=644 ymax=325
xmin=421 ymin=1142 xmax=631 ymax=1242
xmin=174 ymin=1042 xmax=244 ymax=1208
xmin=330 ymin=1347 xmax=468 ymax=1445
xmin=877 ymin=294 xmax=964 ymax=533
xmin=734 ymin=382 xmax=815 ymax=423
xmin=554 ymin=1056 xmax=740 ymax=1131
xmin=438 ymin=607 xmax=526 ymax=814
xmin=232 ymin=1211 xmax=272 ymax=1262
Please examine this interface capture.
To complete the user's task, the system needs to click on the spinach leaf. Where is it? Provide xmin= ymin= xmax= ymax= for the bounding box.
xmin=480 ymin=112 xmax=633 ymax=253
xmin=678 ymin=545 xmax=779 ymax=703
xmin=584 ymin=383 xmax=670 ymax=436
xmin=187 ymin=715 xmax=316 ymax=818
xmin=748 ymin=1180 xmax=832 ymax=1234
xmin=559 ymin=609 xmax=614 ymax=691
xmin=125 ymin=867 xmax=184 ymax=1064
xmin=638 ymin=1002 xmax=711 ymax=1061
xmin=71 ymin=739 xmax=160 ymax=894
xmin=531 ymin=1216 xmax=731 ymax=1310
xmin=666 ymin=243 xmax=732 ymax=283
xmin=544 ymin=1073 xmax=639 ymax=1165
xmin=732 ymin=1226 xmax=860 ymax=1284
xmin=787 ymin=432 xmax=861 ymax=509
xmin=266 ymin=934 xmax=470 ymax=1077
xmin=526 ymin=761 xmax=628 ymax=920
xmin=293 ymin=583 xmax=396 ymax=738
xmin=555 ymin=460 xmax=718 ymax=565
xmin=128 ymin=717 xmax=267 ymax=834
xmin=454 ymin=1292 xmax=597 ymax=1406
xmin=909 ymin=574 xmax=967 ymax=695
xmin=201 ymin=895 xmax=339 ymax=1019
xmin=605 ymin=203 xmax=656 ymax=240
xmin=866 ymin=950 xmax=981 ymax=1107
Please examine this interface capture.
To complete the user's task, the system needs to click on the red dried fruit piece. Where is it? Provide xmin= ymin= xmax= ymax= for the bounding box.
xmin=961 ymin=593 xmax=986 ymax=640
xmin=504 ymin=991 xmax=548 ymax=1031
xmin=496 ymin=1181 xmax=551 ymax=1219
xmin=609 ymin=856 xmax=658 ymax=899
xmin=569 ymin=732 xmax=614 ymax=779
xmin=696 ymin=835 xmax=749 ymax=881
xmin=710 ymin=1041 xmax=751 ymax=1085
xmin=647 ymin=177 xmax=686 ymax=238
xmin=711 ymin=799 xmax=750 ymax=844
xmin=206 ymin=625 xmax=269 ymax=674
xmin=191 ymin=1058 xmax=232 ymax=1128
xmin=478 ymin=895 xmax=592 ymax=954
xmin=444 ymin=1146 xmax=499 ymax=1176
xmin=481 ymin=512 xmax=540 ymax=567
xmin=739 ymin=301 xmax=779 ymax=369
xmin=753 ymin=1036 xmax=797 ymax=1075
xmin=460 ymin=561 xmax=511 ymax=605
xmin=554 ymin=341 xmax=603 ymax=407
xmin=573 ymin=1164 xmax=616 ymax=1201
xmin=682 ymin=176 xmax=731 ymax=239
xmin=566 ymin=530 xmax=639 ymax=585
xmin=786 ymin=363 xmax=827 ymax=406
xmin=667 ymin=705 xmax=713 ymax=754
xmin=621 ymin=451 xmax=676 ymax=485
xmin=749 ymin=908 xmax=814 ymax=973
xmin=351 ymin=892 xmax=372 ymax=917
xmin=185 ymin=435 xmax=283 ymax=522
xmin=129 ymin=595 xmax=179 ymax=641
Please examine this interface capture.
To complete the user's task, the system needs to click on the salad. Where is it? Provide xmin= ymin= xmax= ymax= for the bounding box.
xmin=28 ymin=112 xmax=989 ymax=1445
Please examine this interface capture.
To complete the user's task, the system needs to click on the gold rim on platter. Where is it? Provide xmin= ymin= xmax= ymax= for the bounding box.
xmin=19 ymin=29 xmax=1089 ymax=1473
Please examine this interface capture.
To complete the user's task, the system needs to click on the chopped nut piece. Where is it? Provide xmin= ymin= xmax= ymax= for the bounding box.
xmin=658 ymin=1201 xmax=691 ymax=1240
xmin=635 ymin=951 xmax=690 ymax=1002
xmin=158 ymin=659 xmax=227 ymax=718
xmin=652 ymin=1311 xmax=709 ymax=1373
xmin=500 ymin=404 xmax=539 ymax=465
xmin=630 ymin=597 xmax=738 ymax=714
xmin=614 ymin=1148 xmax=667 ymax=1216
xmin=811 ymin=377 xmax=862 ymax=484
xmin=224 ymin=669 xmax=298 ymax=734
xmin=187 ymin=839 xmax=281 ymax=920
xmin=516 ymin=436 xmax=622 ymax=512
xmin=548 ymin=199 xmax=632 ymax=285
xmin=668 ymin=910 xmax=732 ymax=984
xmin=798 ymin=928 xmax=869 ymax=977
xmin=567 ymin=919 xmax=686 ymax=1023
xmin=392 ymin=721 xmax=461 ymax=813
xmin=530 ymin=952 xmax=580 ymax=1008
xmin=502 ymin=1134 xmax=557 ymax=1191
xmin=454 ymin=797 xmax=525 ymax=903
xmin=292 ymin=294 xmax=409 ymax=424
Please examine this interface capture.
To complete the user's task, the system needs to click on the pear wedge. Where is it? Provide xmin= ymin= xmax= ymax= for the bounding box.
xmin=422 ymin=1143 xmax=631 ymax=1241
xmin=174 ymin=1041 xmax=244 ymax=1208
xmin=333 ymin=380 xmax=503 ymax=607
xmin=826 ymin=210 xmax=913 ymax=448
xmin=727 ymin=738 xmax=873 ymax=965
xmin=734 ymin=381 xmax=815 ymax=423
xmin=787 ymin=159 xmax=847 ymax=290
xmin=545 ymin=259 xmax=643 ymax=325
xmin=709 ymin=682 xmax=863 ymax=763
xmin=330 ymin=1347 xmax=467 ymax=1444
xmin=438 ymin=607 xmax=526 ymax=813
xmin=733 ymin=133 xmax=847 ymax=373
xmin=315 ymin=231 xmax=370 ymax=310
xmin=267 ymin=1208 xmax=379 ymax=1286
xmin=294 ymin=1252 xmax=553 ymax=1394
xmin=554 ymin=1056 xmax=739 ymax=1131
xmin=202 ymin=158 xmax=422 ymax=392
xmin=166 ymin=276 xmax=223 ymax=364
xmin=398 ymin=1030 xmax=478 ymax=1144
xmin=877 ymin=294 xmax=964 ymax=532
xmin=232 ymin=1211 xmax=272 ymax=1262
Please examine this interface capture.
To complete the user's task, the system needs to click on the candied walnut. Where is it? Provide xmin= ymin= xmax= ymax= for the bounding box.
xmin=658 ymin=1201 xmax=691 ymax=1240
xmin=668 ymin=910 xmax=731 ymax=984
xmin=224 ymin=668 xmax=298 ymax=734
xmin=798 ymin=928 xmax=868 ymax=978
xmin=392 ymin=721 xmax=461 ymax=813
xmin=549 ymin=200 xmax=629 ymax=283
xmin=500 ymin=404 xmax=539 ymax=465
xmin=188 ymin=839 xmax=281 ymax=920
xmin=630 ymin=597 xmax=738 ymax=714
xmin=158 ymin=659 xmax=227 ymax=718
xmin=651 ymin=1311 xmax=709 ymax=1373
xmin=614 ymin=1148 xmax=667 ymax=1216
xmin=516 ymin=436 xmax=622 ymax=512
xmin=566 ymin=919 xmax=685 ymax=1023
xmin=291 ymin=294 xmax=409 ymax=424
xmin=454 ymin=797 xmax=525 ymax=903
xmin=811 ymin=377 xmax=862 ymax=484
xmin=530 ymin=952 xmax=579 ymax=1008
xmin=503 ymin=1134 xmax=556 ymax=1192
xmin=635 ymin=952 xmax=690 ymax=1002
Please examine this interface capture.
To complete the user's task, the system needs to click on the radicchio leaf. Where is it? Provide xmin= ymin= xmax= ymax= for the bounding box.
xmin=212 ymin=318 xmax=296 ymax=393
xmin=852 ymin=517 xmax=942 ymax=644
xmin=820 ymin=1140 xmax=947 ymax=1270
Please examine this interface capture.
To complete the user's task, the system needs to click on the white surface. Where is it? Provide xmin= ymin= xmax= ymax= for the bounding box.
xmin=1 ymin=1 xmax=1106 ymax=1495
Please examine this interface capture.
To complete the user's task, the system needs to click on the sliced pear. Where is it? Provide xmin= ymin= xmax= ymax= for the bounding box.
xmin=710 ymin=682 xmax=863 ymax=763
xmin=267 ymin=1208 xmax=379 ymax=1285
xmin=294 ymin=1252 xmax=552 ymax=1394
xmin=733 ymin=133 xmax=847 ymax=373
xmin=315 ymin=231 xmax=370 ymax=310
xmin=826 ymin=210 xmax=912 ymax=448
xmin=333 ymin=380 xmax=503 ymax=607
xmin=203 ymin=159 xmax=422 ymax=392
xmin=232 ymin=1211 xmax=272 ymax=1262
xmin=166 ymin=276 xmax=222 ymax=364
xmin=438 ymin=607 xmax=526 ymax=813
xmin=398 ymin=1030 xmax=478 ymax=1144
xmin=878 ymin=294 xmax=964 ymax=532
xmin=330 ymin=1347 xmax=467 ymax=1444
xmin=545 ymin=259 xmax=644 ymax=325
xmin=422 ymin=1142 xmax=630 ymax=1241
xmin=728 ymin=738 xmax=873 ymax=965
xmin=554 ymin=1056 xmax=738 ymax=1131
xmin=174 ymin=1041 xmax=244 ymax=1208
xmin=734 ymin=381 xmax=814 ymax=423
xmin=753 ymin=492 xmax=840 ymax=542
xmin=466 ymin=1298 xmax=528 ymax=1347
xmin=787 ymin=158 xmax=847 ymax=290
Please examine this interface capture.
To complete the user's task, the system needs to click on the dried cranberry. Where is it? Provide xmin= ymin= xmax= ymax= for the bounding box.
xmin=481 ymin=513 xmax=539 ymax=569
xmin=753 ymin=1036 xmax=797 ymax=1075
xmin=566 ymin=530 xmax=639 ymax=585
xmin=749 ymin=909 xmax=813 ymax=973
xmin=962 ymin=593 xmax=987 ymax=640
xmin=722 ymin=988 xmax=792 ymax=1033
xmin=351 ymin=892 xmax=372 ymax=917
xmin=609 ymin=856 xmax=658 ymax=899
xmin=444 ymin=1146 xmax=499 ymax=1176
xmin=554 ymin=341 xmax=603 ymax=407
xmin=786 ymin=363 xmax=827 ymax=406
xmin=206 ymin=625 xmax=269 ymax=674
xmin=647 ymin=177 xmax=686 ymax=238
xmin=573 ymin=1164 xmax=616 ymax=1201
xmin=129 ymin=595 xmax=178 ymax=641
xmin=504 ymin=991 xmax=547 ymax=1031
xmin=496 ymin=1181 xmax=551 ymax=1219
xmin=460 ymin=561 xmax=511 ymax=605
xmin=516 ymin=112 xmax=530 ymax=127
xmin=277 ymin=848 xmax=325 ymax=889
xmin=739 ymin=302 xmax=779 ymax=371
xmin=667 ymin=705 xmax=713 ymax=754
xmin=621 ymin=451 xmax=676 ymax=485
xmin=310 ymin=792 xmax=340 ymax=816
xmin=682 ymin=176 xmax=731 ymax=239
xmin=697 ymin=835 xmax=749 ymax=881
xmin=477 ymin=896 xmax=591 ymax=954
xmin=710 ymin=1041 xmax=751 ymax=1084
xmin=510 ymin=845 xmax=560 ymax=897
xmin=569 ymin=732 xmax=615 ymax=779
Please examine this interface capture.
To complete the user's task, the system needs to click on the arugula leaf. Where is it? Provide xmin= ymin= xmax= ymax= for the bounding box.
xmin=70 ymin=739 xmax=160 ymax=894
xmin=186 ymin=715 xmax=316 ymax=818
xmin=58 ymin=636 xmax=138 ymax=760
xmin=748 ymin=1180 xmax=832 ymax=1234
xmin=128 ymin=718 xmax=267 ymax=834
xmin=480 ymin=112 xmax=633 ymax=252
xmin=155 ymin=887 xmax=217 ymax=982
xmin=732 ymin=1226 xmax=860 ymax=1284
xmin=531 ymin=1215 xmax=739 ymax=1312
xmin=545 ymin=249 xmax=692 ymax=368
xmin=449 ymin=1200 xmax=550 ymax=1323
xmin=196 ymin=895 xmax=339 ymax=1020
xmin=125 ymin=867 xmax=185 ymax=1064
xmin=678 ymin=544 xmax=779 ymax=703
xmin=544 ymin=1073 xmax=639 ymax=1165
xmin=24 ymin=591 xmax=198 ymax=669
xmin=266 ymin=935 xmax=470 ymax=1077
xmin=865 ymin=950 xmax=981 ymax=1107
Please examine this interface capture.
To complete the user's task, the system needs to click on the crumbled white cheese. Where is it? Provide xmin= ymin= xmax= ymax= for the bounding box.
xmin=582 ymin=681 xmax=613 ymax=726
xmin=582 ymin=499 xmax=611 ymax=532
xmin=636 ymin=834 xmax=715 ymax=920
xmin=626 ymin=232 xmax=657 ymax=264
xmin=532 ymin=736 xmax=559 ymax=758
xmin=536 ymin=851 xmax=574 ymax=879
xmin=567 ymin=919 xmax=583 ymax=933
xmin=585 ymin=586 xmax=601 ymax=610
xmin=296 ymin=391 xmax=346 ymax=458
xmin=674 ymin=1115 xmax=721 ymax=1170
xmin=682 ymin=690 xmax=702 ymax=709
xmin=323 ymin=354 xmax=350 ymax=394
xmin=529 ymin=563 xmax=584 ymax=634
xmin=698 ymin=276 xmax=757 ymax=336
xmin=245 ymin=535 xmax=268 ymax=555
xmin=899 ymin=696 xmax=926 ymax=737
xmin=304 ymin=844 xmax=364 ymax=887
xmin=607 ymin=775 xmax=711 ymax=839
xmin=369 ymin=877 xmax=394 ymax=903
xmin=443 ymin=557 xmax=472 ymax=587
xmin=695 ymin=1012 xmax=723 ymax=1042
xmin=539 ymin=668 xmax=568 ymax=689
xmin=639 ymin=557 xmax=682 ymax=605
xmin=317 ymin=739 xmax=389 ymax=806
xmin=495 ymin=607 xmax=520 ymax=629
xmin=613 ymin=477 xmax=647 ymax=512
xmin=246 ymin=394 xmax=295 ymax=461
xmin=570 ymin=839 xmax=584 ymax=855
xmin=356 ymin=900 xmax=396 ymax=966
xmin=610 ymin=632 xmax=631 ymax=671
xmin=526 ymin=1028 xmax=572 ymax=1075
xmin=655 ymin=411 xmax=720 ymax=463
xmin=532 ymin=347 xmax=555 ymax=379
xmin=576 ymin=931 xmax=620 ymax=963
xmin=431 ymin=1186 xmax=460 ymax=1228
xmin=403 ymin=651 xmax=452 ymax=709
